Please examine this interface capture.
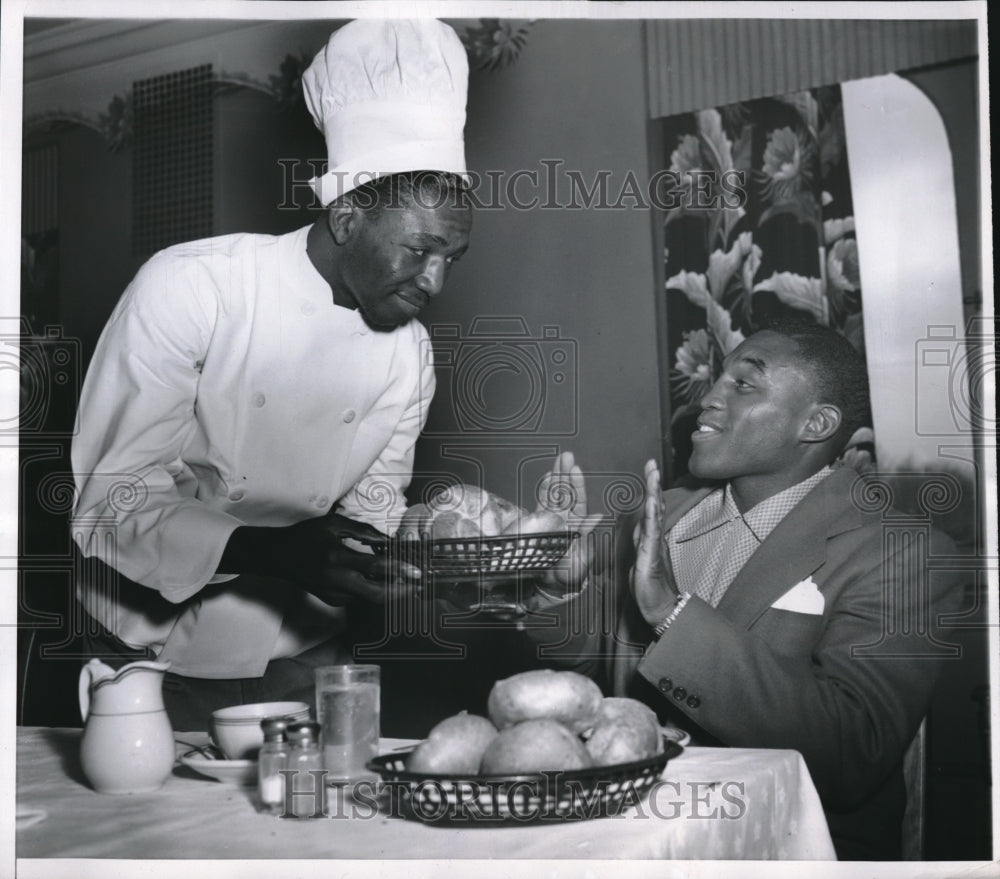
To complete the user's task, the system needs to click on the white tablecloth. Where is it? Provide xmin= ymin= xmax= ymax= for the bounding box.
xmin=15 ymin=726 xmax=835 ymax=860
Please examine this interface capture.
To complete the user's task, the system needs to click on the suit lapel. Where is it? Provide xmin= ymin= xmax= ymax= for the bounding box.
xmin=715 ymin=468 xmax=867 ymax=628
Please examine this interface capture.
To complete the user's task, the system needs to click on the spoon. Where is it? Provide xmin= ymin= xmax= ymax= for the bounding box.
xmin=177 ymin=740 xmax=226 ymax=760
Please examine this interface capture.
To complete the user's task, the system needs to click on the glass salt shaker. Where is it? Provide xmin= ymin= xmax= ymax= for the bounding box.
xmin=257 ymin=716 xmax=290 ymax=815
xmin=285 ymin=720 xmax=325 ymax=818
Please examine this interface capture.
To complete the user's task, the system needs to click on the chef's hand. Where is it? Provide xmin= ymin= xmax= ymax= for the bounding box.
xmin=535 ymin=451 xmax=605 ymax=601
xmin=219 ymin=510 xmax=420 ymax=606
xmin=631 ymin=459 xmax=678 ymax=625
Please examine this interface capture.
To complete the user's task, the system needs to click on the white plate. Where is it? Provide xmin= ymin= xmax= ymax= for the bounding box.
xmin=180 ymin=752 xmax=257 ymax=786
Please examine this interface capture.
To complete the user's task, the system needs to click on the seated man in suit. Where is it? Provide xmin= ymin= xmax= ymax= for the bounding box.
xmin=532 ymin=319 xmax=963 ymax=860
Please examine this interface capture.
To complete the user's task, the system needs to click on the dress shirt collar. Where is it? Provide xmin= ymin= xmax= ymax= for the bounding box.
xmin=740 ymin=466 xmax=833 ymax=542
xmin=673 ymin=466 xmax=833 ymax=544
xmin=671 ymin=484 xmax=738 ymax=544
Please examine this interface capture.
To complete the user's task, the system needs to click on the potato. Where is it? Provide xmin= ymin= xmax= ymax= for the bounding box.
xmin=487 ymin=669 xmax=603 ymax=735
xmin=502 ymin=510 xmax=566 ymax=536
xmin=584 ymin=697 xmax=663 ymax=765
xmin=406 ymin=713 xmax=498 ymax=774
xmin=479 ymin=719 xmax=591 ymax=774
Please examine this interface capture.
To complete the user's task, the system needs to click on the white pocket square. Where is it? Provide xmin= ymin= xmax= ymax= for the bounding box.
xmin=771 ymin=576 xmax=825 ymax=615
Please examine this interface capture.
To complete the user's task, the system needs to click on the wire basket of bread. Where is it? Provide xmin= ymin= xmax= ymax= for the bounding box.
xmin=368 ymin=670 xmax=684 ymax=823
xmin=385 ymin=484 xmax=578 ymax=577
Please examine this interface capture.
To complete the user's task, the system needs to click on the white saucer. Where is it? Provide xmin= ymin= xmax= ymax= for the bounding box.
xmin=661 ymin=726 xmax=691 ymax=748
xmin=180 ymin=752 xmax=257 ymax=786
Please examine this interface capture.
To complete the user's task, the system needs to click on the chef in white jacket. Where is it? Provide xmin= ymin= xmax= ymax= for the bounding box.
xmin=71 ymin=20 xmax=472 ymax=729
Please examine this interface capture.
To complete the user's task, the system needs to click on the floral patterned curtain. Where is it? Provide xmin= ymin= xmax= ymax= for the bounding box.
xmin=660 ymin=85 xmax=865 ymax=478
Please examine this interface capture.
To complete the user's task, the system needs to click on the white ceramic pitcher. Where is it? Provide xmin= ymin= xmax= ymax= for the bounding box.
xmin=78 ymin=658 xmax=175 ymax=794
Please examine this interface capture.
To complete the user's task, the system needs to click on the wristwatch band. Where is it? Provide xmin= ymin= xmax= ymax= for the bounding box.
xmin=653 ymin=592 xmax=691 ymax=638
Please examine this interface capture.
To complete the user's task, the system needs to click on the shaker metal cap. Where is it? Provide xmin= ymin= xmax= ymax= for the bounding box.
xmin=260 ymin=715 xmax=293 ymax=740
xmin=287 ymin=720 xmax=322 ymax=742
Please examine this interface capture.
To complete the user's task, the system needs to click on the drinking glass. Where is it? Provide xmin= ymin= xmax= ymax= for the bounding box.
xmin=314 ymin=664 xmax=380 ymax=785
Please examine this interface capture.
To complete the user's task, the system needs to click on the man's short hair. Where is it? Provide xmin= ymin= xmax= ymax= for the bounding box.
xmin=763 ymin=318 xmax=872 ymax=450
xmin=343 ymin=170 xmax=469 ymax=216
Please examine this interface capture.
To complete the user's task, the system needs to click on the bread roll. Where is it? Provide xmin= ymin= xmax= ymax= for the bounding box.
xmin=487 ymin=669 xmax=603 ymax=734
xmin=479 ymin=719 xmax=591 ymax=774
xmin=410 ymin=483 xmax=529 ymax=539
xmin=502 ymin=510 xmax=566 ymax=535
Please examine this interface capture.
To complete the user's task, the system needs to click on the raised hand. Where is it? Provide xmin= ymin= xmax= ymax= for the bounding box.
xmin=536 ymin=450 xmax=588 ymax=520
xmin=535 ymin=451 xmax=605 ymax=599
xmin=630 ymin=459 xmax=677 ymax=625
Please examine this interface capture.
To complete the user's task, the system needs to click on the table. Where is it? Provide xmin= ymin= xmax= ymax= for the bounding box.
xmin=16 ymin=727 xmax=835 ymax=860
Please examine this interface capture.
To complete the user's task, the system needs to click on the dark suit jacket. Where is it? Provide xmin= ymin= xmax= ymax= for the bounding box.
xmin=531 ymin=467 xmax=964 ymax=859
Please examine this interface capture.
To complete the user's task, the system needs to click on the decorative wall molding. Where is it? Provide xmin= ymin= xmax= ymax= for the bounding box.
xmin=461 ymin=19 xmax=534 ymax=72
xmin=22 ymin=17 xmax=535 ymax=149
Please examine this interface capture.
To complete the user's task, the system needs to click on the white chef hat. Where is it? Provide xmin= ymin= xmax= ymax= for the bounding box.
xmin=302 ymin=19 xmax=469 ymax=206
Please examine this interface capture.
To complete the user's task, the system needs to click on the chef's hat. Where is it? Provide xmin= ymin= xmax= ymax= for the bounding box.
xmin=302 ymin=19 xmax=469 ymax=206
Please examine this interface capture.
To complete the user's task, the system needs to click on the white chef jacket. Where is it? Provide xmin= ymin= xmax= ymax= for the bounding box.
xmin=71 ymin=225 xmax=434 ymax=677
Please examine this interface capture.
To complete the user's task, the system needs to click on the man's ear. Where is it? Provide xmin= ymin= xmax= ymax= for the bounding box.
xmin=801 ymin=403 xmax=842 ymax=444
xmin=326 ymin=201 xmax=362 ymax=245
